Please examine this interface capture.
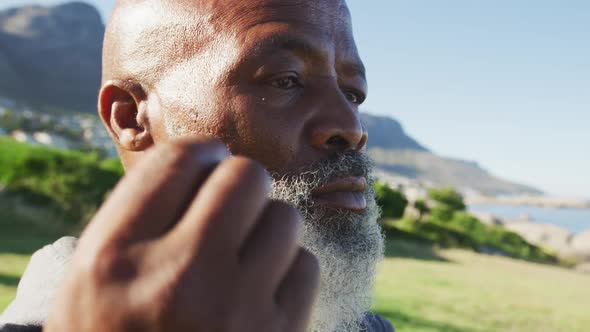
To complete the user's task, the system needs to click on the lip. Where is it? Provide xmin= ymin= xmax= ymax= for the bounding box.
xmin=311 ymin=176 xmax=367 ymax=211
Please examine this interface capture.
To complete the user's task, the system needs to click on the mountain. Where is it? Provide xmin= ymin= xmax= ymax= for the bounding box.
xmin=0 ymin=2 xmax=542 ymax=196
xmin=0 ymin=2 xmax=103 ymax=112
xmin=362 ymin=113 xmax=542 ymax=196
xmin=360 ymin=114 xmax=428 ymax=151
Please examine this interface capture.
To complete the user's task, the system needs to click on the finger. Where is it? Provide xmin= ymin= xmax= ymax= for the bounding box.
xmin=240 ymin=201 xmax=301 ymax=292
xmin=276 ymin=249 xmax=320 ymax=332
xmin=81 ymin=138 xmax=228 ymax=248
xmin=167 ymin=156 xmax=271 ymax=257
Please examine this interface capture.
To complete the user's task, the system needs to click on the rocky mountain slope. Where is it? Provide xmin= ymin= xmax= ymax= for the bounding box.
xmin=0 ymin=2 xmax=542 ymax=196
xmin=0 ymin=2 xmax=103 ymax=112
xmin=361 ymin=113 xmax=542 ymax=195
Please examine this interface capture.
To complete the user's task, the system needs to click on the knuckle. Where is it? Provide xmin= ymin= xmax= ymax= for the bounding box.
xmin=154 ymin=142 xmax=194 ymax=171
xmin=166 ymin=135 xmax=226 ymax=151
xmin=298 ymin=249 xmax=320 ymax=283
xmin=267 ymin=201 xmax=302 ymax=238
xmin=270 ymin=201 xmax=302 ymax=225
xmin=84 ymin=245 xmax=136 ymax=283
xmin=274 ymin=314 xmax=289 ymax=332
xmin=225 ymin=157 xmax=271 ymax=191
xmin=202 ymin=300 xmax=236 ymax=331
xmin=246 ymin=316 xmax=279 ymax=332
xmin=157 ymin=138 xmax=229 ymax=169
xmin=157 ymin=139 xmax=191 ymax=158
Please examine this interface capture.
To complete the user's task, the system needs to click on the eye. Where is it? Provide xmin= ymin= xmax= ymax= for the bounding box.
xmin=344 ymin=90 xmax=365 ymax=105
xmin=270 ymin=75 xmax=302 ymax=90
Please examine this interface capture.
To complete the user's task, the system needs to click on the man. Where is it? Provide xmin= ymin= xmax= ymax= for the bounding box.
xmin=0 ymin=0 xmax=393 ymax=331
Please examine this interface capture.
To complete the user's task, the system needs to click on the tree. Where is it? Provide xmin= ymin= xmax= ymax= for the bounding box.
xmin=374 ymin=181 xmax=408 ymax=219
xmin=413 ymin=199 xmax=430 ymax=221
xmin=427 ymin=187 xmax=466 ymax=211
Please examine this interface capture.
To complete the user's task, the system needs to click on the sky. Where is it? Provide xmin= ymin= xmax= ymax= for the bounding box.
xmin=1 ymin=0 xmax=589 ymax=199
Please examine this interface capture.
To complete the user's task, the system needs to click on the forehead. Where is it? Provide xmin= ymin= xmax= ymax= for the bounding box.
xmin=213 ymin=0 xmax=353 ymax=30
xmin=222 ymin=0 xmax=359 ymax=68
xmin=176 ymin=0 xmax=356 ymax=48
xmin=152 ymin=0 xmax=362 ymax=91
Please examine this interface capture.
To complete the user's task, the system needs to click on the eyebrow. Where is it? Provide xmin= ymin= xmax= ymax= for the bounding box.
xmin=249 ymin=34 xmax=367 ymax=81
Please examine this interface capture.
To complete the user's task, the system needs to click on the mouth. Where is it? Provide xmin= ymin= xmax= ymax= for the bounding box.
xmin=311 ymin=176 xmax=367 ymax=211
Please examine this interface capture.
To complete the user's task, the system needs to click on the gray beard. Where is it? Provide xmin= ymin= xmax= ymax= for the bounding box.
xmin=270 ymin=153 xmax=385 ymax=332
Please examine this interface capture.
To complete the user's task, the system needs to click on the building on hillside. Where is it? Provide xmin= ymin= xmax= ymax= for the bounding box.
xmin=83 ymin=128 xmax=94 ymax=140
xmin=39 ymin=114 xmax=52 ymax=125
xmin=80 ymin=117 xmax=95 ymax=129
xmin=22 ymin=109 xmax=34 ymax=119
xmin=32 ymin=132 xmax=52 ymax=145
xmin=11 ymin=130 xmax=34 ymax=144
xmin=33 ymin=132 xmax=72 ymax=149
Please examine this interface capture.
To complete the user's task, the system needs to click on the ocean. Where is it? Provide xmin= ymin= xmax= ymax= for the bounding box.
xmin=468 ymin=204 xmax=590 ymax=235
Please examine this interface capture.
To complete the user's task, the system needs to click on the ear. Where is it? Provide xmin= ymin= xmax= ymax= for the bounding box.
xmin=98 ymin=80 xmax=153 ymax=151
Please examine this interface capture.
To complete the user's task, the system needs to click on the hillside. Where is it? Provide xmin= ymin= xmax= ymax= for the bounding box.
xmin=0 ymin=2 xmax=103 ymax=112
xmin=361 ymin=113 xmax=541 ymax=196
xmin=360 ymin=114 xmax=428 ymax=151
xmin=368 ymin=148 xmax=541 ymax=195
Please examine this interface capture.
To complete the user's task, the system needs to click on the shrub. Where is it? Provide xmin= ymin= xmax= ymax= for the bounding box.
xmin=430 ymin=205 xmax=454 ymax=222
xmin=429 ymin=210 xmax=557 ymax=263
xmin=413 ymin=199 xmax=429 ymax=220
xmin=0 ymin=137 xmax=123 ymax=227
xmin=395 ymin=217 xmax=478 ymax=249
xmin=383 ymin=201 xmax=558 ymax=264
xmin=374 ymin=181 xmax=408 ymax=219
xmin=428 ymin=187 xmax=466 ymax=211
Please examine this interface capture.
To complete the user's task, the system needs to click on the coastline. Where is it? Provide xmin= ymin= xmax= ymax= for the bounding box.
xmin=466 ymin=194 xmax=590 ymax=209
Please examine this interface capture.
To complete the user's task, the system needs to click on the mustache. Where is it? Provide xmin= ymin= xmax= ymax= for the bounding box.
xmin=271 ymin=151 xmax=373 ymax=188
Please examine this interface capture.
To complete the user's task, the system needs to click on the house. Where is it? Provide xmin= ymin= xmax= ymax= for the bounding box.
xmin=11 ymin=130 xmax=34 ymax=144
xmin=33 ymin=131 xmax=71 ymax=149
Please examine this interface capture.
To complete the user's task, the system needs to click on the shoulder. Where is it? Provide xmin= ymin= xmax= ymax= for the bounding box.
xmin=0 ymin=237 xmax=78 ymax=330
xmin=363 ymin=312 xmax=395 ymax=332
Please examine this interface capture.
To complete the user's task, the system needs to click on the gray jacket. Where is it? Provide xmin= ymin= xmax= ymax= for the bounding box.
xmin=0 ymin=237 xmax=394 ymax=332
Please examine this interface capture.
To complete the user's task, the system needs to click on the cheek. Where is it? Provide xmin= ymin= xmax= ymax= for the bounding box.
xmin=152 ymin=54 xmax=238 ymax=139
xmin=152 ymin=81 xmax=233 ymax=142
xmin=224 ymin=93 xmax=302 ymax=173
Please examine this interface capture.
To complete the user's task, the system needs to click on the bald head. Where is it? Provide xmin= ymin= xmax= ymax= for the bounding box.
xmin=102 ymin=0 xmax=217 ymax=87
xmin=99 ymin=0 xmax=364 ymax=166
xmin=102 ymin=0 xmax=353 ymax=87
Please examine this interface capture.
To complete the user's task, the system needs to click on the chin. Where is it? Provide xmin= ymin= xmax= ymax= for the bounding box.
xmin=300 ymin=196 xmax=384 ymax=332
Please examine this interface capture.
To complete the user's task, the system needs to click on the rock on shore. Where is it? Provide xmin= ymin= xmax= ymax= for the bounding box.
xmin=501 ymin=221 xmax=590 ymax=270
xmin=576 ymin=262 xmax=590 ymax=274
xmin=571 ymin=230 xmax=590 ymax=261
xmin=504 ymin=222 xmax=574 ymax=257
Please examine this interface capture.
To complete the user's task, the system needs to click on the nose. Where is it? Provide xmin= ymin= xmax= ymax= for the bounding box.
xmin=309 ymin=88 xmax=368 ymax=153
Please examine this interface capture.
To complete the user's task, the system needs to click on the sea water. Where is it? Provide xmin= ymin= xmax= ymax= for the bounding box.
xmin=468 ymin=204 xmax=590 ymax=235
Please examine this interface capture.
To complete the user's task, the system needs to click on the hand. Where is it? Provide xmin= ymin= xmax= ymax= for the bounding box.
xmin=44 ymin=138 xmax=320 ymax=332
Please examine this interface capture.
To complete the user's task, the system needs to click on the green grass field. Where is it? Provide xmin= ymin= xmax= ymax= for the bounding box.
xmin=0 ymin=212 xmax=65 ymax=310
xmin=2 ymin=232 xmax=589 ymax=331
xmin=373 ymin=240 xmax=590 ymax=332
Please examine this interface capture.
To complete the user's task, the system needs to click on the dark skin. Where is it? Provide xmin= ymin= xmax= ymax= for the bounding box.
xmin=44 ymin=0 xmax=368 ymax=331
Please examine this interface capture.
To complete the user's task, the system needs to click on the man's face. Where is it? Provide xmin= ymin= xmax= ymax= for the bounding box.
xmin=151 ymin=0 xmax=367 ymax=180
xmin=141 ymin=1 xmax=383 ymax=331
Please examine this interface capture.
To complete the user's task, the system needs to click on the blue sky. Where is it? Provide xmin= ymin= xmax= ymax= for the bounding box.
xmin=2 ymin=0 xmax=589 ymax=198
